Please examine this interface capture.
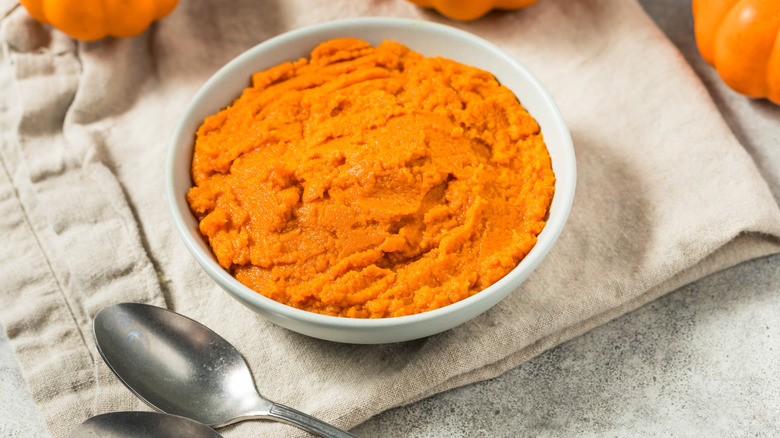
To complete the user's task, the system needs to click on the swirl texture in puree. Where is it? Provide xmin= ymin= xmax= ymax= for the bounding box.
xmin=187 ymin=38 xmax=555 ymax=318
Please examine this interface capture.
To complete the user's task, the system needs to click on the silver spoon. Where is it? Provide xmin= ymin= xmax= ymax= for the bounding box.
xmin=93 ymin=302 xmax=358 ymax=438
xmin=67 ymin=411 xmax=222 ymax=438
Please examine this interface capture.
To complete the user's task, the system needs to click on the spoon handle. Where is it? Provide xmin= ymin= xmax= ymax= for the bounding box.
xmin=267 ymin=403 xmax=359 ymax=438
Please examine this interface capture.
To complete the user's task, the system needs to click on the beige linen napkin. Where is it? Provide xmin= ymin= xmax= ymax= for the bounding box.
xmin=1 ymin=0 xmax=779 ymax=436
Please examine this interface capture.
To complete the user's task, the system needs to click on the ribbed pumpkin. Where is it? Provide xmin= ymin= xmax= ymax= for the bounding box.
xmin=406 ymin=0 xmax=540 ymax=21
xmin=693 ymin=0 xmax=780 ymax=104
xmin=20 ymin=0 xmax=179 ymax=41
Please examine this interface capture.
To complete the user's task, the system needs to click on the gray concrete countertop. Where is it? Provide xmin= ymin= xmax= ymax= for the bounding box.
xmin=2 ymin=0 xmax=779 ymax=436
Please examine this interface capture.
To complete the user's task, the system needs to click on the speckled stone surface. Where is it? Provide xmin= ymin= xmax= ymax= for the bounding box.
xmin=2 ymin=0 xmax=779 ymax=437
xmin=0 ymin=324 xmax=48 ymax=438
xmin=353 ymin=253 xmax=780 ymax=437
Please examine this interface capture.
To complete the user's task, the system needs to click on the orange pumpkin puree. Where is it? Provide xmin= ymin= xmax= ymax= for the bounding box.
xmin=187 ymin=38 xmax=555 ymax=318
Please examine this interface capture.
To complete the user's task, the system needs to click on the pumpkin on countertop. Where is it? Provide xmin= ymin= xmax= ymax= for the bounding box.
xmin=20 ymin=0 xmax=179 ymax=41
xmin=693 ymin=0 xmax=780 ymax=105
xmin=406 ymin=0 xmax=540 ymax=21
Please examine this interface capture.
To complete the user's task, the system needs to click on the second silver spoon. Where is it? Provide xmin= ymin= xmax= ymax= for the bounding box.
xmin=93 ymin=302 xmax=357 ymax=438
xmin=67 ymin=411 xmax=222 ymax=438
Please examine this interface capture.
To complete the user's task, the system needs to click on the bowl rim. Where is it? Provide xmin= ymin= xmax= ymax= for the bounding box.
xmin=165 ymin=16 xmax=576 ymax=339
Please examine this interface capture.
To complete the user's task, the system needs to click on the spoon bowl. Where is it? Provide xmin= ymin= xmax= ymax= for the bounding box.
xmin=93 ymin=302 xmax=357 ymax=437
xmin=67 ymin=412 xmax=222 ymax=438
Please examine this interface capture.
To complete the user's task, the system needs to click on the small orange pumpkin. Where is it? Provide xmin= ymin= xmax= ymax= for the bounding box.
xmin=692 ymin=0 xmax=780 ymax=104
xmin=20 ymin=0 xmax=179 ymax=42
xmin=406 ymin=0 xmax=540 ymax=21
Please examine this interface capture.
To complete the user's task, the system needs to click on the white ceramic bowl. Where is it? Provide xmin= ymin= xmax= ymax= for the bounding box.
xmin=166 ymin=17 xmax=575 ymax=344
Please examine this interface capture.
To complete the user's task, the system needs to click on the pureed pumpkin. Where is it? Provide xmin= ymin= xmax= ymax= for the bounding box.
xmin=187 ymin=38 xmax=555 ymax=318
